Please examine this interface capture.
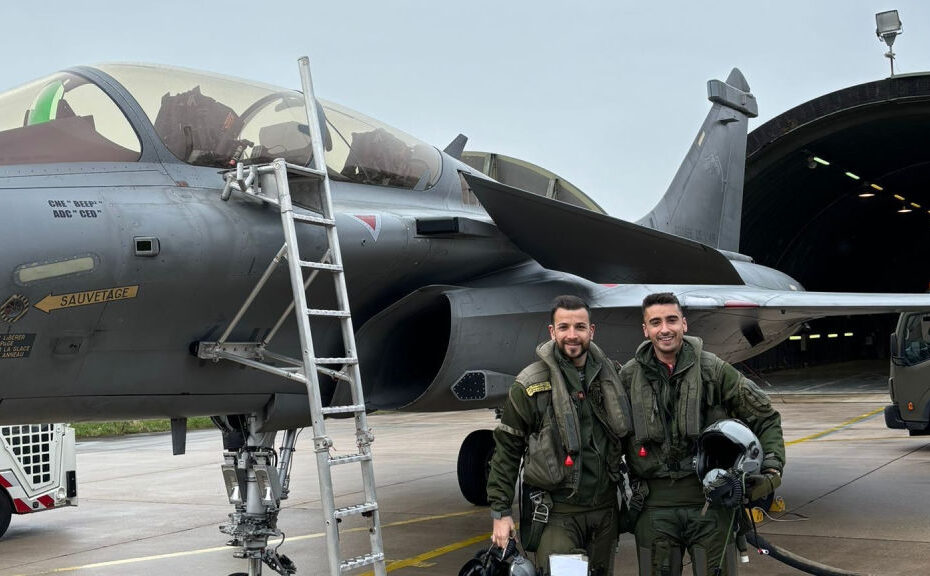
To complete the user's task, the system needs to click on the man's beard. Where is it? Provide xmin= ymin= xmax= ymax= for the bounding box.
xmin=559 ymin=339 xmax=589 ymax=359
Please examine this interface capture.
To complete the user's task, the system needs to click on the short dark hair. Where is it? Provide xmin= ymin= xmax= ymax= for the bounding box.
xmin=642 ymin=292 xmax=681 ymax=319
xmin=550 ymin=295 xmax=591 ymax=324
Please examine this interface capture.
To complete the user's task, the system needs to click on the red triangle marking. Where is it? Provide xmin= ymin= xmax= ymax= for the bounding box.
xmin=357 ymin=215 xmax=377 ymax=231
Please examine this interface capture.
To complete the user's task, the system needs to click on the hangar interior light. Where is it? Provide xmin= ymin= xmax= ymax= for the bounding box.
xmin=803 ymin=149 xmax=929 ymax=218
xmin=876 ymin=10 xmax=903 ymax=75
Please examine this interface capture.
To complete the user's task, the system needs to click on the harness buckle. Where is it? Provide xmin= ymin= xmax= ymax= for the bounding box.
xmin=529 ymin=490 xmax=550 ymax=524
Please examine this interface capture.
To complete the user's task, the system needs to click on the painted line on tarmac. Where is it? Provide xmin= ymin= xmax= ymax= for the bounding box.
xmin=361 ymin=533 xmax=490 ymax=575
xmin=786 ymin=407 xmax=883 ymax=446
xmin=10 ymin=509 xmax=485 ymax=575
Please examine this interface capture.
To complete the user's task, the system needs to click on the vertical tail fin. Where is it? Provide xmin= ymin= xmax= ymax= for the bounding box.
xmin=636 ymin=68 xmax=757 ymax=252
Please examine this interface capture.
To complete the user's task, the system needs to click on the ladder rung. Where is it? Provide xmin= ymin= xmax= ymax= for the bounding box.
xmin=315 ymin=357 xmax=357 ymax=365
xmin=286 ymin=164 xmax=328 ymax=179
xmin=334 ymin=501 xmax=378 ymax=519
xmin=293 ymin=212 xmax=335 ymax=226
xmin=322 ymin=404 xmax=366 ymax=415
xmin=340 ymin=552 xmax=384 ymax=572
xmin=299 ymin=260 xmax=342 ymax=272
xmin=307 ymin=309 xmax=351 ymax=318
xmin=329 ymin=453 xmax=372 ymax=465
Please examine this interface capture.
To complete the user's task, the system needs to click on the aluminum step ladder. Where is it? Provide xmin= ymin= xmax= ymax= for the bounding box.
xmin=199 ymin=57 xmax=386 ymax=576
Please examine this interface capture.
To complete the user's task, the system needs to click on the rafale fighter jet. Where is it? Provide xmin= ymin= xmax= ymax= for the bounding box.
xmin=2 ymin=62 xmax=930 ymax=538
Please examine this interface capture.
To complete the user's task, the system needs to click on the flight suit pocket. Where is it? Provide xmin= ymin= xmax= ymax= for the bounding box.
xmin=523 ymin=415 xmax=567 ymax=491
xmin=741 ymin=381 xmax=775 ymax=417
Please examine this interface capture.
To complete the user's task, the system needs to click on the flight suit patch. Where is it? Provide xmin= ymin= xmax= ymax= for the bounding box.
xmin=525 ymin=382 xmax=551 ymax=396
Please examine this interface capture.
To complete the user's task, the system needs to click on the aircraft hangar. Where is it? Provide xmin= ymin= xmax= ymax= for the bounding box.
xmin=742 ymin=71 xmax=930 ymax=368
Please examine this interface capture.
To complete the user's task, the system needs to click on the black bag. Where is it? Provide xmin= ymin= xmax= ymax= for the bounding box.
xmin=458 ymin=539 xmax=536 ymax=576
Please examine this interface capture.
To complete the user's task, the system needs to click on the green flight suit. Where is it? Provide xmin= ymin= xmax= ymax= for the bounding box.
xmin=620 ymin=336 xmax=785 ymax=576
xmin=487 ymin=340 xmax=632 ymax=576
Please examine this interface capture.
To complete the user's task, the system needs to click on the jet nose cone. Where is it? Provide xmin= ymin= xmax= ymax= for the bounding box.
xmin=726 ymin=68 xmax=750 ymax=92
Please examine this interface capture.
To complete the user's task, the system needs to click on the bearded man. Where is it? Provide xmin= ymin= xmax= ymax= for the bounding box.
xmin=486 ymin=295 xmax=632 ymax=576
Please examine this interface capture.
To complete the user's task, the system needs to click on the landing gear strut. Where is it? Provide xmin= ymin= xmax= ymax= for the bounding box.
xmin=216 ymin=414 xmax=298 ymax=576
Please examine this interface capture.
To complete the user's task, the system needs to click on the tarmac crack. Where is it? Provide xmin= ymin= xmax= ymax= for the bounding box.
xmin=783 ymin=439 xmax=930 ymax=513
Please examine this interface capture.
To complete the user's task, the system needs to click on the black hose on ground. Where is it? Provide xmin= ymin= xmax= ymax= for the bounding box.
xmin=745 ymin=532 xmax=875 ymax=576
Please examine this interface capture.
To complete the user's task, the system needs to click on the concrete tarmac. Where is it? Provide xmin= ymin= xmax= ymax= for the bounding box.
xmin=1 ymin=375 xmax=928 ymax=575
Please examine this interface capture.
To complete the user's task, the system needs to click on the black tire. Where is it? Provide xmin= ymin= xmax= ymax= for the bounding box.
xmin=457 ymin=429 xmax=495 ymax=506
xmin=0 ymin=489 xmax=12 ymax=539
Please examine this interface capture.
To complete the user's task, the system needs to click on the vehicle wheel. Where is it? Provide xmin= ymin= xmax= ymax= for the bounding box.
xmin=0 ymin=490 xmax=12 ymax=539
xmin=457 ymin=429 xmax=495 ymax=506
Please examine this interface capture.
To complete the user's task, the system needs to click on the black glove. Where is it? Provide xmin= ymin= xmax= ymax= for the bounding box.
xmin=745 ymin=470 xmax=781 ymax=502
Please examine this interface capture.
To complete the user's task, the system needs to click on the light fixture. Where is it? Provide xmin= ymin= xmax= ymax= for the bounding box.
xmin=898 ymin=206 xmax=912 ymax=213
xmin=844 ymin=332 xmax=854 ymax=337
xmin=876 ymin=10 xmax=903 ymax=75
xmin=845 ymin=172 xmax=860 ymax=180
xmin=789 ymin=335 xmax=803 ymax=341
xmin=912 ymin=202 xmax=922 ymax=208
xmin=809 ymin=334 xmax=821 ymax=339
xmin=828 ymin=333 xmax=839 ymax=338
xmin=894 ymin=194 xmax=906 ymax=201
xmin=858 ymin=192 xmax=875 ymax=198
xmin=870 ymin=183 xmax=884 ymax=191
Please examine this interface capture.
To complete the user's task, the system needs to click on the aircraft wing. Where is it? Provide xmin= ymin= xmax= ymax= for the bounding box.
xmin=650 ymin=286 xmax=930 ymax=360
xmin=463 ymin=173 xmax=744 ymax=285
xmin=674 ymin=288 xmax=930 ymax=321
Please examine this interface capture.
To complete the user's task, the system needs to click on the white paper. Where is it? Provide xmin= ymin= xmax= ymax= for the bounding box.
xmin=549 ymin=553 xmax=588 ymax=576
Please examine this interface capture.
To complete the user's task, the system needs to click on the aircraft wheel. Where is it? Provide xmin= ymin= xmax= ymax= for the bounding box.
xmin=0 ymin=489 xmax=12 ymax=539
xmin=457 ymin=429 xmax=495 ymax=506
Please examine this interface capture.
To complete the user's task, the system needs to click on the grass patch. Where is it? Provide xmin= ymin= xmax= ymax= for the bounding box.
xmin=72 ymin=417 xmax=215 ymax=439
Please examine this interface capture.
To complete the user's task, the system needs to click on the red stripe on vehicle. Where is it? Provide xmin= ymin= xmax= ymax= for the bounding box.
xmin=38 ymin=495 xmax=55 ymax=508
xmin=13 ymin=498 xmax=31 ymax=514
xmin=0 ymin=474 xmax=12 ymax=489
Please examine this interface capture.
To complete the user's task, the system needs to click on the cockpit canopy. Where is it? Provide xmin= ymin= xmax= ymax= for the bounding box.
xmin=0 ymin=63 xmax=442 ymax=190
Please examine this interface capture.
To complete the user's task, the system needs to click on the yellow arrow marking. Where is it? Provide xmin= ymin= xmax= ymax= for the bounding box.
xmin=34 ymin=285 xmax=139 ymax=314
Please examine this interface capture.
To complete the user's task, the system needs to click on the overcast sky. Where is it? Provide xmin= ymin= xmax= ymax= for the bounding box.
xmin=3 ymin=1 xmax=928 ymax=220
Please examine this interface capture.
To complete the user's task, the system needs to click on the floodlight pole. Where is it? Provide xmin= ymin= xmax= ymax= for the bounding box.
xmin=875 ymin=10 xmax=902 ymax=78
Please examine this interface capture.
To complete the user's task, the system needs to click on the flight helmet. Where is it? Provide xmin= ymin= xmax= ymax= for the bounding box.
xmin=695 ymin=418 xmax=763 ymax=507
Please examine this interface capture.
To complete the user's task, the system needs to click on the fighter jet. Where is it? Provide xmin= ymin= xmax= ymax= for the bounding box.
xmin=1 ymin=61 xmax=929 ymax=552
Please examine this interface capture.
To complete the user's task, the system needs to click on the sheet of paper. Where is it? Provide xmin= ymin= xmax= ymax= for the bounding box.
xmin=549 ymin=553 xmax=588 ymax=576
